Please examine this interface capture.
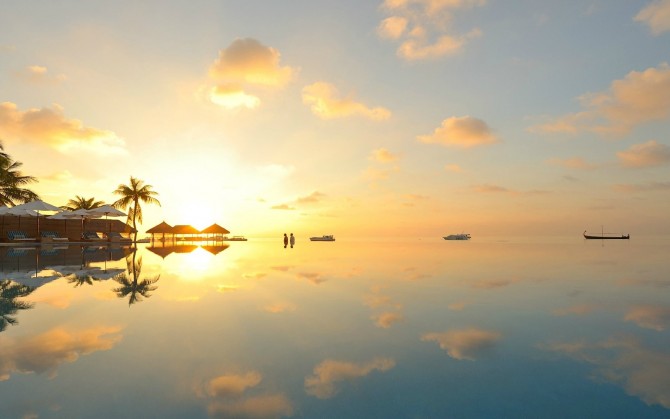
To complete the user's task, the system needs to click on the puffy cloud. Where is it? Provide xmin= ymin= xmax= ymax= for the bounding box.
xmin=422 ymin=328 xmax=501 ymax=360
xmin=0 ymin=102 xmax=126 ymax=154
xmin=302 ymin=82 xmax=391 ymax=120
xmin=206 ymin=372 xmax=262 ymax=398
xmin=305 ymin=357 xmax=396 ymax=399
xmin=370 ymin=148 xmax=400 ymax=163
xmin=377 ymin=16 xmax=409 ymax=39
xmin=0 ymin=326 xmax=123 ymax=381
xmin=530 ymin=63 xmax=670 ymax=136
xmin=397 ymin=30 xmax=481 ymax=60
xmin=199 ymin=371 xmax=294 ymax=419
xmin=378 ymin=0 xmax=486 ymax=60
xmin=543 ymin=338 xmax=670 ymax=408
xmin=418 ymin=116 xmax=497 ymax=148
xmin=617 ymin=140 xmax=670 ymax=168
xmin=624 ymin=305 xmax=670 ymax=331
xmin=635 ymin=0 xmax=670 ymax=35
xmin=209 ymin=38 xmax=296 ymax=87
xmin=547 ymin=157 xmax=598 ymax=170
xmin=209 ymin=84 xmax=260 ymax=109
xmin=372 ymin=311 xmax=404 ymax=328
xmin=206 ymin=38 xmax=296 ymax=109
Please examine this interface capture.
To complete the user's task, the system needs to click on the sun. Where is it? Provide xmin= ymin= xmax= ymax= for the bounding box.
xmin=175 ymin=202 xmax=215 ymax=231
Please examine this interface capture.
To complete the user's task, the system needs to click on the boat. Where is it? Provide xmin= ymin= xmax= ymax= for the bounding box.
xmin=310 ymin=235 xmax=335 ymax=241
xmin=222 ymin=236 xmax=248 ymax=241
xmin=583 ymin=230 xmax=629 ymax=240
xmin=443 ymin=233 xmax=471 ymax=240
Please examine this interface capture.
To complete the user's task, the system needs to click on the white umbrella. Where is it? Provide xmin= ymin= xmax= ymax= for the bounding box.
xmin=5 ymin=207 xmax=39 ymax=234
xmin=86 ymin=205 xmax=127 ymax=232
xmin=13 ymin=200 xmax=62 ymax=235
xmin=13 ymin=200 xmax=61 ymax=212
xmin=69 ymin=208 xmax=101 ymax=234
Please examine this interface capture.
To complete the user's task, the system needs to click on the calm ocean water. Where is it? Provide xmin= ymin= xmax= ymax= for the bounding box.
xmin=1 ymin=236 xmax=669 ymax=418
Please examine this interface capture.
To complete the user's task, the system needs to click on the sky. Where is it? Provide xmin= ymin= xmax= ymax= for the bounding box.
xmin=1 ymin=0 xmax=669 ymax=237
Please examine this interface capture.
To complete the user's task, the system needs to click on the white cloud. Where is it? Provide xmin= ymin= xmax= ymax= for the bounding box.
xmin=422 ymin=328 xmax=501 ymax=360
xmin=209 ymin=38 xmax=296 ymax=87
xmin=302 ymin=82 xmax=391 ymax=120
xmin=418 ymin=115 xmax=497 ymax=148
xmin=617 ymin=140 xmax=670 ymax=168
xmin=370 ymin=148 xmax=400 ymax=162
xmin=378 ymin=0 xmax=486 ymax=60
xmin=305 ymin=357 xmax=396 ymax=399
xmin=0 ymin=102 xmax=126 ymax=155
xmin=530 ymin=63 xmax=670 ymax=136
xmin=635 ymin=0 xmax=670 ymax=35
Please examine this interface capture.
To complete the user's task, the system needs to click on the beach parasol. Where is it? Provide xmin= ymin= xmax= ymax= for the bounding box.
xmin=5 ymin=207 xmax=39 ymax=233
xmin=13 ymin=200 xmax=62 ymax=235
xmin=86 ymin=205 xmax=127 ymax=232
xmin=69 ymin=208 xmax=101 ymax=234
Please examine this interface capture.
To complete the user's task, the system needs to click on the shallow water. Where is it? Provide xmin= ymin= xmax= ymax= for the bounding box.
xmin=1 ymin=237 xmax=669 ymax=418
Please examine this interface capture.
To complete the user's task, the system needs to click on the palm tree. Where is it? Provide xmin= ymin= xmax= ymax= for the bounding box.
xmin=61 ymin=196 xmax=105 ymax=211
xmin=0 ymin=142 xmax=39 ymax=206
xmin=112 ymin=176 xmax=160 ymax=240
xmin=1 ymin=280 xmax=35 ymax=332
xmin=112 ymin=250 xmax=159 ymax=306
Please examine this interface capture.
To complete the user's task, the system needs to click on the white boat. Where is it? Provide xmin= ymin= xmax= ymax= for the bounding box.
xmin=443 ymin=233 xmax=471 ymax=240
xmin=223 ymin=236 xmax=248 ymax=241
xmin=310 ymin=235 xmax=335 ymax=241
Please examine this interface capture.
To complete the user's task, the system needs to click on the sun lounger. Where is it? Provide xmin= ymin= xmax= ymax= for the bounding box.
xmin=83 ymin=231 xmax=106 ymax=242
xmin=106 ymin=231 xmax=133 ymax=244
xmin=6 ymin=230 xmax=37 ymax=242
xmin=40 ymin=231 xmax=69 ymax=243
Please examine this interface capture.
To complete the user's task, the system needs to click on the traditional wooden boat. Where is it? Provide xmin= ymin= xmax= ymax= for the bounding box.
xmin=583 ymin=230 xmax=629 ymax=240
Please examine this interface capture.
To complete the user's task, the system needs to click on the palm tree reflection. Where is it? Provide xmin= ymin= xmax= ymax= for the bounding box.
xmin=0 ymin=279 xmax=35 ymax=332
xmin=113 ymin=250 xmax=159 ymax=306
xmin=66 ymin=273 xmax=102 ymax=288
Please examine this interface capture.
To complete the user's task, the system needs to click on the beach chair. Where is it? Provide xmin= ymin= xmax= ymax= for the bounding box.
xmin=82 ymin=231 xmax=106 ymax=242
xmin=6 ymin=230 xmax=37 ymax=242
xmin=40 ymin=231 xmax=69 ymax=243
xmin=106 ymin=231 xmax=133 ymax=244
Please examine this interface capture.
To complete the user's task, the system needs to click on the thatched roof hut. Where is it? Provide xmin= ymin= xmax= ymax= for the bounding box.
xmin=200 ymin=223 xmax=230 ymax=235
xmin=172 ymin=225 xmax=199 ymax=234
xmin=146 ymin=221 xmax=173 ymax=234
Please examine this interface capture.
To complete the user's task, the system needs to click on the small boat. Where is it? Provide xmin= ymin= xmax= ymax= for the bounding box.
xmin=310 ymin=235 xmax=335 ymax=241
xmin=223 ymin=236 xmax=248 ymax=241
xmin=583 ymin=230 xmax=629 ymax=240
xmin=443 ymin=233 xmax=471 ymax=240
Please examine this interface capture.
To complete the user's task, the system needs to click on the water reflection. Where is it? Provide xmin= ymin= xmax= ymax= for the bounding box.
xmin=113 ymin=250 xmax=160 ymax=306
xmin=0 ymin=280 xmax=34 ymax=332
xmin=0 ymin=237 xmax=668 ymax=418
